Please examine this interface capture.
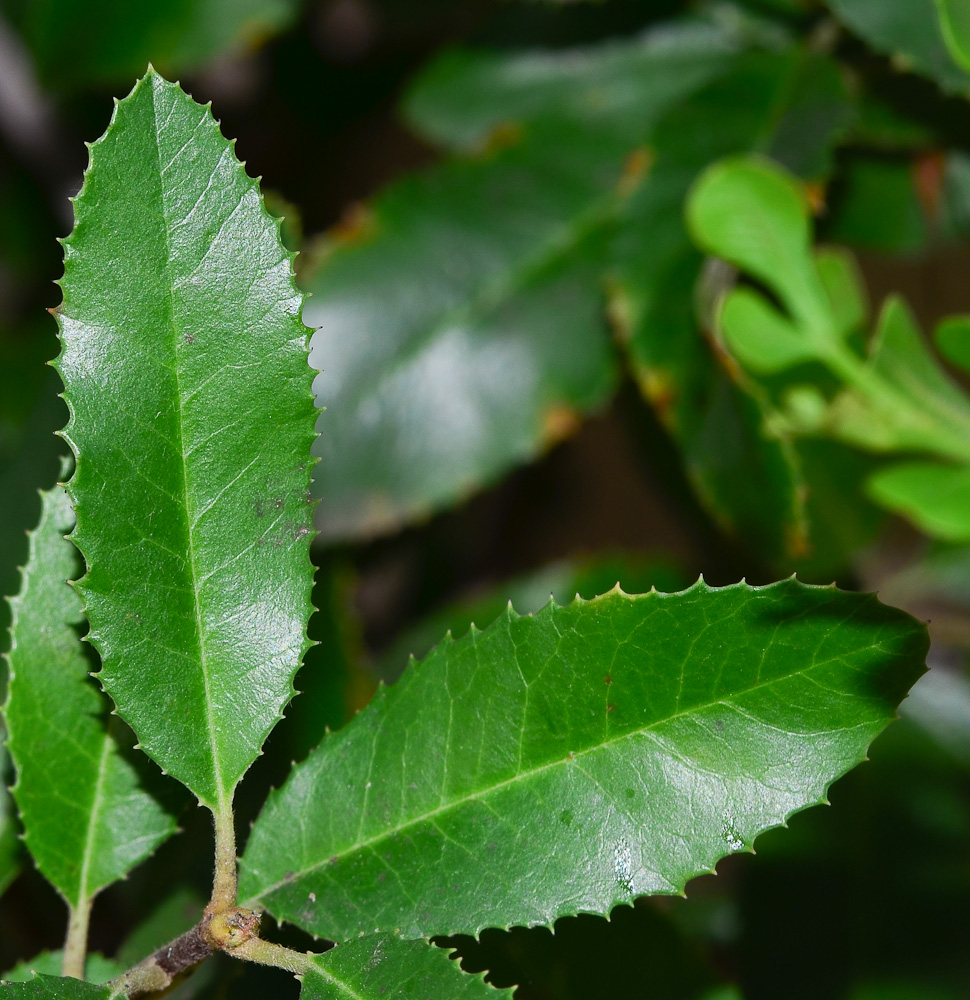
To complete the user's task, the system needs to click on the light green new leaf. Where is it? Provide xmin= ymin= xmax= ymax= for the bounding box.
xmin=0 ymin=978 xmax=111 ymax=999
xmin=719 ymin=288 xmax=816 ymax=374
xmin=828 ymin=297 xmax=970 ymax=457
xmin=4 ymin=482 xmax=178 ymax=909
xmin=300 ymin=938 xmax=511 ymax=1000
xmin=815 ymin=248 xmax=868 ymax=339
xmin=825 ymin=0 xmax=970 ymax=96
xmin=240 ymin=580 xmax=925 ymax=941
xmin=54 ymin=70 xmax=316 ymax=810
xmin=867 ymin=461 xmax=970 ymax=542
xmin=686 ymin=156 xmax=833 ymax=341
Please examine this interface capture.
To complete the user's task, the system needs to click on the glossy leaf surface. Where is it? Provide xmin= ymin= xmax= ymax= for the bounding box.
xmin=300 ymin=938 xmax=509 ymax=1000
xmin=825 ymin=0 xmax=970 ymax=96
xmin=54 ymin=70 xmax=315 ymax=809
xmin=303 ymin=21 xmax=746 ymax=542
xmin=4 ymin=483 xmax=178 ymax=906
xmin=241 ymin=580 xmax=925 ymax=941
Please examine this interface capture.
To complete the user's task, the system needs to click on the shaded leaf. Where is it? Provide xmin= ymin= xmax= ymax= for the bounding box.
xmin=300 ymin=938 xmax=510 ymax=1000
xmin=934 ymin=314 xmax=970 ymax=373
xmin=0 ymin=740 xmax=21 ymax=899
xmin=6 ymin=0 xmax=298 ymax=90
xmin=241 ymin=580 xmax=925 ymax=941
xmin=378 ymin=553 xmax=687 ymax=682
xmin=825 ymin=0 xmax=970 ymax=96
xmin=613 ymin=49 xmax=853 ymax=563
xmin=304 ymin=19 xmax=754 ymax=542
xmin=403 ymin=20 xmax=744 ymax=152
xmin=825 ymin=157 xmax=927 ymax=254
xmin=4 ymin=481 xmax=179 ymax=908
xmin=53 ymin=69 xmax=315 ymax=809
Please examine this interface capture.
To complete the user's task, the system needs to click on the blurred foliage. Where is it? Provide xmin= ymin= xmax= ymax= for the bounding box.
xmin=1 ymin=0 xmax=970 ymax=996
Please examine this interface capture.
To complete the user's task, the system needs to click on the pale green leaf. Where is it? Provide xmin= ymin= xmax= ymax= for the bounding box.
xmin=719 ymin=287 xmax=819 ymax=373
xmin=866 ymin=461 xmax=970 ymax=541
xmin=686 ymin=156 xmax=832 ymax=338
xmin=828 ymin=297 xmax=970 ymax=456
xmin=815 ymin=248 xmax=868 ymax=339
xmin=53 ymin=69 xmax=315 ymax=810
xmin=300 ymin=938 xmax=510 ymax=1000
xmin=1 ymin=952 xmax=123 ymax=984
xmin=4 ymin=481 xmax=178 ymax=907
xmin=240 ymin=580 xmax=925 ymax=941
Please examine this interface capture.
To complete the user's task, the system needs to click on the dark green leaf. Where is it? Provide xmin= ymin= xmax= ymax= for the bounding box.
xmin=0 ymin=741 xmax=21 ymax=899
xmin=825 ymin=157 xmax=927 ymax=254
xmin=6 ymin=0 xmax=298 ymax=90
xmin=4 ymin=482 xmax=178 ymax=908
xmin=403 ymin=21 xmax=743 ymax=151
xmin=613 ymin=49 xmax=853 ymax=563
xmin=0 ymin=977 xmax=111 ymax=998
xmin=304 ymin=129 xmax=619 ymax=542
xmin=378 ymin=554 xmax=687 ymax=682
xmin=300 ymin=938 xmax=509 ymax=1000
xmin=241 ymin=580 xmax=925 ymax=941
xmin=825 ymin=0 xmax=970 ymax=96
xmin=53 ymin=70 xmax=315 ymax=809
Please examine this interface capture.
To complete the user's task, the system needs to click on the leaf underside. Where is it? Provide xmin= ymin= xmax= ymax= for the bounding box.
xmin=241 ymin=579 xmax=925 ymax=941
xmin=54 ymin=69 xmax=316 ymax=809
xmin=4 ymin=483 xmax=177 ymax=907
xmin=301 ymin=937 xmax=510 ymax=1000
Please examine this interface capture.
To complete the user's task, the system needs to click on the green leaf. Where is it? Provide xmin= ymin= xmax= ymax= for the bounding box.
xmin=403 ymin=20 xmax=743 ymax=152
xmin=240 ymin=580 xmax=925 ymax=941
xmin=935 ymin=314 xmax=970 ymax=373
xmin=4 ymin=481 xmax=179 ymax=907
xmin=866 ymin=461 xmax=970 ymax=541
xmin=825 ymin=156 xmax=927 ymax=254
xmin=0 ymin=977 xmax=111 ymax=998
xmin=0 ymin=740 xmax=22 ymax=898
xmin=300 ymin=938 xmax=509 ymax=1000
xmin=613 ymin=49 xmax=853 ymax=563
xmin=378 ymin=554 xmax=687 ymax=682
xmin=825 ymin=0 xmax=970 ymax=96
xmin=815 ymin=248 xmax=868 ymax=339
xmin=53 ymin=69 xmax=315 ymax=810
xmin=7 ymin=0 xmax=298 ymax=90
xmin=687 ymin=156 xmax=832 ymax=338
xmin=828 ymin=297 xmax=970 ymax=456
xmin=719 ymin=287 xmax=819 ymax=373
xmin=1 ymin=953 xmax=123 ymax=984
xmin=304 ymin=128 xmax=620 ymax=542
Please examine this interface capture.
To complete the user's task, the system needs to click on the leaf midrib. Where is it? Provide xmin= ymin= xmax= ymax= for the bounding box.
xmin=148 ymin=75 xmax=226 ymax=811
xmin=246 ymin=610 xmax=880 ymax=903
